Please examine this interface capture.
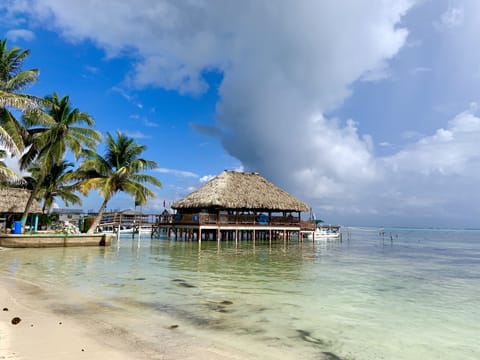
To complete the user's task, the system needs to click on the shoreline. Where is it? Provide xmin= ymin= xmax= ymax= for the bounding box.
xmin=0 ymin=269 xmax=256 ymax=360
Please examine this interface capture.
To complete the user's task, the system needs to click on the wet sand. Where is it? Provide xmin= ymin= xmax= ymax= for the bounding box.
xmin=0 ymin=271 xmax=253 ymax=360
xmin=0 ymin=278 xmax=145 ymax=359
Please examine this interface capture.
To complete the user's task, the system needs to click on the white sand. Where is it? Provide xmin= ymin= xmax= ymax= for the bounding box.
xmin=0 ymin=282 xmax=140 ymax=359
xmin=0 ymin=274 xmax=253 ymax=360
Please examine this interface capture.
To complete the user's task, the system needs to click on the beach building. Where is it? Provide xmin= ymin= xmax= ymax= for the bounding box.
xmin=54 ymin=208 xmax=84 ymax=224
xmin=0 ymin=188 xmax=42 ymax=233
xmin=153 ymin=170 xmax=312 ymax=242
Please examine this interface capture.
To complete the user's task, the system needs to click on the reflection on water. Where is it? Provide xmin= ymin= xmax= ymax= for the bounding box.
xmin=1 ymin=229 xmax=480 ymax=359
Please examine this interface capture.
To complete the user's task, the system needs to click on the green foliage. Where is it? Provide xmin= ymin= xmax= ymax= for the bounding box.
xmin=0 ymin=38 xmax=40 ymax=155
xmin=0 ymin=39 xmax=162 ymax=230
xmin=76 ymin=131 xmax=162 ymax=233
xmin=17 ymin=93 xmax=101 ymax=223
xmin=29 ymin=160 xmax=82 ymax=213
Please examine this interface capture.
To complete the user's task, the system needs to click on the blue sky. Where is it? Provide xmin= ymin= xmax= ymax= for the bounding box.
xmin=2 ymin=0 xmax=480 ymax=228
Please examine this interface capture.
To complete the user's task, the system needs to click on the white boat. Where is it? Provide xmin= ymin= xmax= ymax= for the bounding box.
xmin=314 ymin=227 xmax=341 ymax=240
xmin=303 ymin=227 xmax=341 ymax=241
xmin=98 ymin=225 xmax=134 ymax=234
xmin=135 ymin=225 xmax=152 ymax=234
xmin=98 ymin=224 xmax=152 ymax=234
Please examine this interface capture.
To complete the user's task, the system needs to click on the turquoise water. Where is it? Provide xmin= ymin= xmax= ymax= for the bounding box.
xmin=1 ymin=228 xmax=479 ymax=359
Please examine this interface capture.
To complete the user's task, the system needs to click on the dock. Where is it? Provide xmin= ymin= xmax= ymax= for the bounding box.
xmin=150 ymin=212 xmax=316 ymax=243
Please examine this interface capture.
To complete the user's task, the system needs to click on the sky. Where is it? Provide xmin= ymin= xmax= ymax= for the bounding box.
xmin=1 ymin=0 xmax=480 ymax=228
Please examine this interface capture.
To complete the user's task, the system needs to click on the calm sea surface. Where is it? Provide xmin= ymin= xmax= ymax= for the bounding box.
xmin=1 ymin=227 xmax=479 ymax=359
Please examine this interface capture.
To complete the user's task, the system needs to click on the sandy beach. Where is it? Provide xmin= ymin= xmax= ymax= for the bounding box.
xmin=0 ymin=275 xmax=146 ymax=359
xmin=0 ymin=254 xmax=253 ymax=360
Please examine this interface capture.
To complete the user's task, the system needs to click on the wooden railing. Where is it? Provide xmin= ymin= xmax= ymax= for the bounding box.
xmin=300 ymin=221 xmax=316 ymax=231
xmin=158 ymin=213 xmax=307 ymax=227
xmin=99 ymin=212 xmax=158 ymax=226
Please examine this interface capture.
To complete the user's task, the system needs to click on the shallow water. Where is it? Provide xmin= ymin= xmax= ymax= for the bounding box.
xmin=1 ymin=228 xmax=479 ymax=359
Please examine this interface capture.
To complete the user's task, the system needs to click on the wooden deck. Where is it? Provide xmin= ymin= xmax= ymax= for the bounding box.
xmin=152 ymin=213 xmax=316 ymax=242
xmin=89 ymin=211 xmax=319 ymax=243
xmin=157 ymin=213 xmax=312 ymax=226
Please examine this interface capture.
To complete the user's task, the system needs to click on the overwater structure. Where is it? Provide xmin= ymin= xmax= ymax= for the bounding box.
xmin=152 ymin=171 xmax=314 ymax=243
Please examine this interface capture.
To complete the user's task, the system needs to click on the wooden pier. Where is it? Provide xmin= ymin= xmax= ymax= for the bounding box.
xmin=91 ymin=210 xmax=158 ymax=234
xmin=150 ymin=212 xmax=316 ymax=243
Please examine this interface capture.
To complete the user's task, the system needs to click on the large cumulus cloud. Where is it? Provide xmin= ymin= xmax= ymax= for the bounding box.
xmin=6 ymin=0 xmax=480 ymax=226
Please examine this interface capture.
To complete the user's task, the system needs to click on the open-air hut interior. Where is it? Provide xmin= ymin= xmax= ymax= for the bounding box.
xmin=0 ymin=188 xmax=42 ymax=232
xmin=171 ymin=170 xmax=309 ymax=226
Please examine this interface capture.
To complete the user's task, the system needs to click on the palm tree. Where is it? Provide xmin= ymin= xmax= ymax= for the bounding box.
xmin=19 ymin=92 xmax=101 ymax=225
xmin=76 ymin=131 xmax=162 ymax=234
xmin=0 ymin=38 xmax=39 ymax=156
xmin=29 ymin=160 xmax=82 ymax=214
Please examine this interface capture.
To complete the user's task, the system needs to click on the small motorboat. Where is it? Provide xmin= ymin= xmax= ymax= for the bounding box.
xmin=302 ymin=225 xmax=341 ymax=241
xmin=98 ymin=225 xmax=134 ymax=234
xmin=314 ymin=226 xmax=341 ymax=240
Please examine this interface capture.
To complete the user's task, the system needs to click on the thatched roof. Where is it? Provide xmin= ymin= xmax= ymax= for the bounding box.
xmin=172 ymin=171 xmax=309 ymax=212
xmin=0 ymin=188 xmax=42 ymax=213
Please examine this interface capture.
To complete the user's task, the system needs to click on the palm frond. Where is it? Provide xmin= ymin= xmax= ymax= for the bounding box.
xmin=0 ymin=91 xmax=42 ymax=111
xmin=4 ymin=70 xmax=39 ymax=92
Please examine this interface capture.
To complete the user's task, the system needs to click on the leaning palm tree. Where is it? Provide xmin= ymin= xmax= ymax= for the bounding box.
xmin=0 ymin=38 xmax=40 ymax=156
xmin=29 ymin=160 xmax=82 ymax=214
xmin=19 ymin=92 xmax=101 ymax=225
xmin=76 ymin=131 xmax=162 ymax=234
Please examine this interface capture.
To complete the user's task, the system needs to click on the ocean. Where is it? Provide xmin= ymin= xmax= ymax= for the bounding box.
xmin=1 ymin=227 xmax=479 ymax=359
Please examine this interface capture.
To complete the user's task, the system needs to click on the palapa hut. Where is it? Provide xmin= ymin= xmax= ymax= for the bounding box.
xmin=160 ymin=170 xmax=310 ymax=242
xmin=0 ymin=188 xmax=42 ymax=232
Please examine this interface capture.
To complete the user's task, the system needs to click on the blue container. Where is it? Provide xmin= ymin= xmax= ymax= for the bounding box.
xmin=11 ymin=221 xmax=22 ymax=234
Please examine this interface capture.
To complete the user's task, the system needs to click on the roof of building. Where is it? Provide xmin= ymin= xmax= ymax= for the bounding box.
xmin=172 ymin=170 xmax=309 ymax=212
xmin=0 ymin=187 xmax=42 ymax=213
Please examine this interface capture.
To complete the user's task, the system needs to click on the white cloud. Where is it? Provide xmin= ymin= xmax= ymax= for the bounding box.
xmin=15 ymin=1 xmax=480 ymax=226
xmin=6 ymin=28 xmax=35 ymax=41
xmin=6 ymin=0 xmax=414 ymax=221
xmin=435 ymin=5 xmax=464 ymax=30
xmin=353 ymin=106 xmax=480 ymax=225
xmin=83 ymin=65 xmax=99 ymax=74
xmin=142 ymin=119 xmax=158 ymax=127
xmin=0 ymin=147 xmax=29 ymax=178
xmin=156 ymin=167 xmax=198 ymax=178
xmin=110 ymin=86 xmax=143 ymax=109
xmin=199 ymin=174 xmax=215 ymax=183
xmin=411 ymin=66 xmax=431 ymax=75
xmin=122 ymin=130 xmax=150 ymax=139
xmin=386 ymin=109 xmax=480 ymax=176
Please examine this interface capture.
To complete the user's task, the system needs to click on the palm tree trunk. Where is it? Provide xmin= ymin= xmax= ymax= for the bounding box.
xmin=20 ymin=172 xmax=45 ymax=228
xmin=87 ymin=197 xmax=110 ymax=234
